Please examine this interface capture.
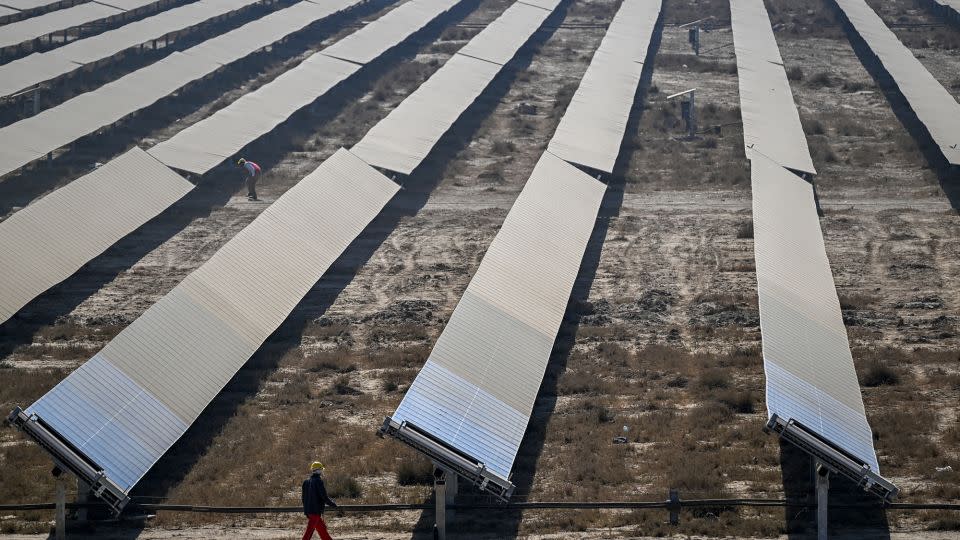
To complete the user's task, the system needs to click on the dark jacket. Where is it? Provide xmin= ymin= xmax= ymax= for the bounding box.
xmin=302 ymin=472 xmax=337 ymax=516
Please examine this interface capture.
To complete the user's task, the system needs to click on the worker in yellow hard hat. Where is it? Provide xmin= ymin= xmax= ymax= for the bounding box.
xmin=301 ymin=461 xmax=337 ymax=540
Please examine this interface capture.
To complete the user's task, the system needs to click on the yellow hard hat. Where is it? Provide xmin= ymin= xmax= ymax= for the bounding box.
xmin=237 ymin=158 xmax=246 ymax=166
xmin=310 ymin=461 xmax=325 ymax=471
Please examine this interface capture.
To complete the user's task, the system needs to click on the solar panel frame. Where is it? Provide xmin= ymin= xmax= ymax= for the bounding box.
xmin=730 ymin=0 xmax=816 ymax=175
xmin=750 ymin=152 xmax=879 ymax=473
xmin=0 ymin=0 xmax=70 ymax=10
xmin=0 ymin=147 xmax=193 ymax=324
xmin=21 ymin=148 xmax=398 ymax=501
xmin=835 ymin=0 xmax=960 ymax=166
xmin=546 ymin=0 xmax=661 ymax=173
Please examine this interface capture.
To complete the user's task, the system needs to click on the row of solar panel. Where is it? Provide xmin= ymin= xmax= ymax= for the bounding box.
xmin=14 ymin=0 xmax=567 ymax=507
xmin=731 ymin=0 xmax=889 ymax=490
xmin=386 ymin=0 xmax=662 ymax=494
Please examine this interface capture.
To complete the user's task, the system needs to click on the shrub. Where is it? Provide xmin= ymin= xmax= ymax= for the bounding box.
xmin=326 ymin=475 xmax=362 ymax=499
xmin=698 ymin=369 xmax=730 ymax=390
xmin=736 ymin=222 xmax=754 ymax=239
xmin=786 ymin=66 xmax=804 ymax=81
xmin=808 ymin=71 xmax=834 ymax=88
xmin=716 ymin=390 xmax=755 ymax=414
xmin=860 ymin=362 xmax=900 ymax=387
xmin=492 ymin=140 xmax=516 ymax=154
xmin=396 ymin=457 xmax=433 ymax=485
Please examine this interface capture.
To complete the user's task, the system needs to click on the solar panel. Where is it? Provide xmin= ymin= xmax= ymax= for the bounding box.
xmin=0 ymin=0 xmax=66 ymax=10
xmin=148 ymin=0 xmax=470 ymax=175
xmin=0 ymin=0 xmax=267 ymax=97
xmin=546 ymin=0 xmax=661 ymax=173
xmin=12 ymin=148 xmax=398 ymax=512
xmin=751 ymin=152 xmax=896 ymax=499
xmin=320 ymin=0 xmax=460 ymax=64
xmin=0 ymin=1 xmax=128 ymax=49
xmin=730 ymin=0 xmax=816 ymax=175
xmin=0 ymin=0 xmax=361 ymax=179
xmin=0 ymin=148 xmax=192 ymax=324
xmin=835 ymin=0 xmax=960 ymax=166
xmin=350 ymin=0 xmax=563 ymax=174
xmin=383 ymin=151 xmax=606 ymax=497
xmin=0 ymin=5 xmax=18 ymax=17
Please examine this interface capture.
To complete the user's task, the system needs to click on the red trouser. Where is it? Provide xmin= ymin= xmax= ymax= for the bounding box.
xmin=302 ymin=514 xmax=333 ymax=540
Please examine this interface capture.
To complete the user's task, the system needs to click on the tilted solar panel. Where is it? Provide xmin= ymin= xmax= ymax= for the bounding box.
xmin=0 ymin=147 xmax=193 ymax=324
xmin=751 ymin=152 xmax=896 ymax=499
xmin=547 ymin=0 xmax=661 ymax=173
xmin=730 ymin=0 xmax=816 ymax=175
xmin=0 ymin=1 xmax=126 ymax=49
xmin=12 ymin=148 xmax=398 ymax=512
xmin=835 ymin=0 xmax=960 ymax=166
xmin=350 ymin=0 xmax=563 ymax=174
xmin=320 ymin=0 xmax=460 ymax=65
xmin=0 ymin=0 xmax=361 ymax=179
xmin=384 ymin=151 xmax=606 ymax=497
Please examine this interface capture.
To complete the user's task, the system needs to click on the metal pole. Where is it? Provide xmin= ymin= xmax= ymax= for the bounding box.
xmin=815 ymin=461 xmax=830 ymax=540
xmin=54 ymin=469 xmax=66 ymax=540
xmin=433 ymin=469 xmax=447 ymax=540
xmin=688 ymin=91 xmax=697 ymax=139
xmin=668 ymin=489 xmax=680 ymax=525
xmin=33 ymin=87 xmax=39 ymax=116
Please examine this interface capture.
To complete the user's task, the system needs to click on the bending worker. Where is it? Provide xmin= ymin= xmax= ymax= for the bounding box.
xmin=301 ymin=461 xmax=338 ymax=540
xmin=237 ymin=157 xmax=261 ymax=201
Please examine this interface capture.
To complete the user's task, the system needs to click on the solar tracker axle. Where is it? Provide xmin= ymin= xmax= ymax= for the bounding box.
xmin=7 ymin=407 xmax=129 ymax=515
xmin=765 ymin=414 xmax=899 ymax=502
xmin=378 ymin=417 xmax=514 ymax=501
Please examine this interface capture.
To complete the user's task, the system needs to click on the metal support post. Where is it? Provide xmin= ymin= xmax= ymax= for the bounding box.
xmin=33 ymin=87 xmax=39 ymax=116
xmin=815 ymin=460 xmax=830 ymax=540
xmin=54 ymin=468 xmax=66 ymax=540
xmin=668 ymin=488 xmax=680 ymax=525
xmin=433 ymin=468 xmax=447 ymax=540
xmin=74 ymin=479 xmax=92 ymax=522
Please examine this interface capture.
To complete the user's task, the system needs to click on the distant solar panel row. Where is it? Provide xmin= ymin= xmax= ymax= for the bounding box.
xmin=381 ymin=0 xmax=661 ymax=499
xmin=834 ymin=0 xmax=960 ymax=166
xmin=0 ymin=0 xmax=359 ymax=179
xmin=0 ymin=0 xmax=159 ymax=50
xmin=0 ymin=148 xmax=192 ymax=324
xmin=148 ymin=0 xmax=466 ymax=174
xmin=930 ymin=0 xmax=960 ymax=19
xmin=547 ymin=0 xmax=661 ymax=173
xmin=0 ymin=0 xmax=265 ymax=98
xmin=730 ymin=0 xmax=815 ymax=175
xmin=1 ymin=0 xmax=70 ymax=11
xmin=14 ymin=148 xmax=397 ymax=511
xmin=350 ymin=0 xmax=562 ymax=175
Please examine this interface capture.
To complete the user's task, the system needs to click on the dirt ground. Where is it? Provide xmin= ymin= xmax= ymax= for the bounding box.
xmin=0 ymin=0 xmax=959 ymax=537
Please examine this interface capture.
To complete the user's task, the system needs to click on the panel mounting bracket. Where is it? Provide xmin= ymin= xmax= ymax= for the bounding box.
xmin=7 ymin=407 xmax=130 ymax=514
xmin=378 ymin=417 xmax=515 ymax=501
xmin=765 ymin=414 xmax=898 ymax=502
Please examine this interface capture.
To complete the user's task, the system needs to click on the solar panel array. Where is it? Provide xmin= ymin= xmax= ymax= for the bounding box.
xmin=750 ymin=152 xmax=879 ymax=472
xmin=931 ymin=0 xmax=960 ymax=19
xmin=383 ymin=0 xmax=661 ymax=498
xmin=147 ymin=0 xmax=465 ymax=174
xmin=0 ymin=0 xmax=265 ymax=98
xmin=835 ymin=0 xmax=960 ymax=166
xmin=24 ymin=148 xmax=398 ymax=500
xmin=15 ymin=0 xmax=570 ymax=509
xmin=0 ymin=0 xmax=360 ymax=179
xmin=0 ymin=148 xmax=192 ymax=324
xmin=350 ymin=0 xmax=562 ymax=175
xmin=1 ymin=0 xmax=67 ymax=11
xmin=0 ymin=0 xmax=158 ymax=50
xmin=730 ymin=0 xmax=816 ymax=175
xmin=546 ymin=0 xmax=661 ymax=173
